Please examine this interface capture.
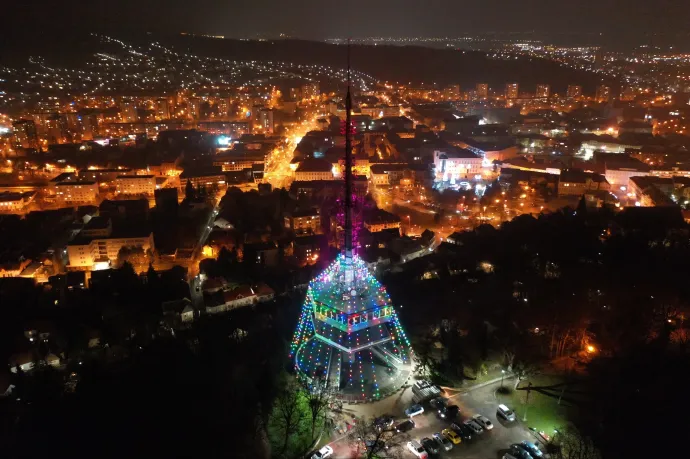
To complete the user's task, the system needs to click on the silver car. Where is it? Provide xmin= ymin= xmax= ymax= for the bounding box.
xmin=433 ymin=432 xmax=453 ymax=451
xmin=473 ymin=414 xmax=494 ymax=430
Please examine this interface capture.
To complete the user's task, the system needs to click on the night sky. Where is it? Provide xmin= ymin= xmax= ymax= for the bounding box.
xmin=6 ymin=0 xmax=690 ymax=48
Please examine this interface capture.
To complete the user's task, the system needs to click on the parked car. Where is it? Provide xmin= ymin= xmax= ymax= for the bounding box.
xmin=520 ymin=441 xmax=544 ymax=458
xmin=405 ymin=404 xmax=425 ymax=417
xmin=421 ymin=437 xmax=439 ymax=455
xmin=450 ymin=422 xmax=473 ymax=441
xmin=433 ymin=432 xmax=453 ymax=451
xmin=394 ymin=419 xmax=416 ymax=433
xmin=311 ymin=445 xmax=333 ymax=459
xmin=510 ymin=444 xmax=533 ymax=459
xmin=374 ymin=415 xmax=394 ymax=431
xmin=442 ymin=428 xmax=461 ymax=445
xmin=503 ymin=454 xmax=519 ymax=459
xmin=473 ymin=414 xmax=494 ymax=430
xmin=497 ymin=404 xmax=517 ymax=422
xmin=464 ymin=419 xmax=484 ymax=434
xmin=407 ymin=440 xmax=428 ymax=459
xmin=437 ymin=404 xmax=460 ymax=420
xmin=429 ymin=397 xmax=447 ymax=409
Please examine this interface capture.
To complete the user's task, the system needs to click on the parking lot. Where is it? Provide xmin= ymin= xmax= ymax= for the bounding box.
xmin=323 ymin=380 xmax=541 ymax=458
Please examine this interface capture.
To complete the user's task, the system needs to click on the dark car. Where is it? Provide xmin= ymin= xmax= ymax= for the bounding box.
xmin=510 ymin=444 xmax=533 ymax=459
xmin=437 ymin=404 xmax=459 ymax=420
xmin=394 ymin=419 xmax=416 ymax=433
xmin=374 ymin=415 xmax=394 ymax=431
xmin=421 ymin=437 xmax=439 ymax=455
xmin=450 ymin=422 xmax=473 ymax=441
xmin=429 ymin=397 xmax=447 ymax=409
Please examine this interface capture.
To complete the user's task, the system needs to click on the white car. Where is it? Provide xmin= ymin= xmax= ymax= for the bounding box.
xmin=473 ymin=414 xmax=494 ymax=430
xmin=406 ymin=440 xmax=428 ymax=459
xmin=311 ymin=445 xmax=333 ymax=459
xmin=497 ymin=403 xmax=517 ymax=422
xmin=405 ymin=404 xmax=425 ymax=417
xmin=464 ymin=419 xmax=484 ymax=434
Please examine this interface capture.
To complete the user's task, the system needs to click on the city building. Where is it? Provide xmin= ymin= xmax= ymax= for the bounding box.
xmin=295 ymin=158 xmax=334 ymax=181
xmin=506 ymin=83 xmax=519 ymax=99
xmin=115 ymin=175 xmax=156 ymax=196
xmin=253 ymin=107 xmax=275 ymax=134
xmin=12 ymin=119 xmax=39 ymax=149
xmin=284 ymin=208 xmax=322 ymax=236
xmin=628 ymin=176 xmax=677 ymax=207
xmin=67 ymin=227 xmax=155 ymax=271
xmin=363 ymin=209 xmax=401 ymax=233
xmin=596 ymin=85 xmax=611 ymax=103
xmin=156 ymin=98 xmax=171 ymax=120
xmin=476 ymin=83 xmax=489 ymax=99
xmin=179 ymin=168 xmax=227 ymax=194
xmin=558 ymin=170 xmax=611 ymax=196
xmin=433 ymin=148 xmax=483 ymax=182
xmin=369 ymin=163 xmax=407 ymax=186
xmin=0 ymin=191 xmax=35 ymax=213
xmin=535 ymin=84 xmax=550 ymax=99
xmin=55 ymin=181 xmax=99 ymax=205
xmin=567 ymin=85 xmax=582 ymax=99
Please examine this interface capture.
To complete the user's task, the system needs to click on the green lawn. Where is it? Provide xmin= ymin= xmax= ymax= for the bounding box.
xmin=496 ymin=374 xmax=574 ymax=435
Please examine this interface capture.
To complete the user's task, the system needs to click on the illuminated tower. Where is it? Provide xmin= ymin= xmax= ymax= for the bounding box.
xmin=289 ymin=45 xmax=413 ymax=401
xmin=506 ymin=83 xmax=519 ymax=99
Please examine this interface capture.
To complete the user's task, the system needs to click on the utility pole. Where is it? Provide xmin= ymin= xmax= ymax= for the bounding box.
xmin=523 ymin=382 xmax=532 ymax=422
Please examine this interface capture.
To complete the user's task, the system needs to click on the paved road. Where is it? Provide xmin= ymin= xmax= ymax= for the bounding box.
xmin=324 ymin=380 xmax=538 ymax=459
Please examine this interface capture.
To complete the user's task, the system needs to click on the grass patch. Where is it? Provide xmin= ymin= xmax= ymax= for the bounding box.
xmin=496 ymin=374 xmax=574 ymax=435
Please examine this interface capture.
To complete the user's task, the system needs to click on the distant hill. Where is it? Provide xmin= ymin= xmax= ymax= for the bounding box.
xmin=1 ymin=30 xmax=616 ymax=93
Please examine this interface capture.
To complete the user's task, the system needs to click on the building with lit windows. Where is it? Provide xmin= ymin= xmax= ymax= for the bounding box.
xmin=476 ymin=83 xmax=489 ymax=99
xmin=295 ymin=158 xmax=334 ymax=181
xmin=433 ymin=148 xmax=483 ymax=182
xmin=55 ymin=181 xmax=99 ymax=205
xmin=67 ymin=226 xmax=154 ymax=271
xmin=284 ymin=208 xmax=322 ymax=236
xmin=567 ymin=85 xmax=582 ymax=99
xmin=535 ymin=84 xmax=550 ymax=99
xmin=12 ymin=119 xmax=39 ymax=149
xmin=596 ymin=85 xmax=611 ymax=103
xmin=506 ymin=83 xmax=519 ymax=99
xmin=115 ymin=175 xmax=156 ymax=196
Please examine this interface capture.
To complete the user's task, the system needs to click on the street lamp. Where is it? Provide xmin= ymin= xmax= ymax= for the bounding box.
xmin=501 ymin=369 xmax=506 ymax=388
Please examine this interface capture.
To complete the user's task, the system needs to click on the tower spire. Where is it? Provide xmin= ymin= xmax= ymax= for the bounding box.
xmin=344 ymin=39 xmax=354 ymax=261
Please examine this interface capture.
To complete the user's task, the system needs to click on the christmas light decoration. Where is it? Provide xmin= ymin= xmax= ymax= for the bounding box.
xmin=290 ymin=42 xmax=413 ymax=400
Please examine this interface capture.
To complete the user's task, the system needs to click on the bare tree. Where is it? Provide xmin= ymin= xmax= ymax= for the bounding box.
xmin=302 ymin=379 xmax=333 ymax=441
xmin=551 ymin=425 xmax=602 ymax=459
xmin=348 ymin=417 xmax=408 ymax=459
xmin=268 ymin=379 xmax=308 ymax=457
xmin=513 ymin=360 xmax=540 ymax=390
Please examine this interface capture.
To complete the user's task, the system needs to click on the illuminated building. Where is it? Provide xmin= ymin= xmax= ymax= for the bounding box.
xmin=567 ymin=85 xmax=582 ymax=99
xmin=67 ymin=226 xmax=155 ymax=271
xmin=596 ymin=85 xmax=611 ymax=103
xmin=301 ymin=83 xmax=320 ymax=100
xmin=290 ymin=59 xmax=412 ymax=400
xmin=179 ymin=168 xmax=227 ymax=194
xmin=476 ymin=83 xmax=489 ymax=99
xmin=253 ymin=107 xmax=275 ymax=134
xmin=188 ymin=97 xmax=201 ymax=120
xmin=443 ymin=84 xmax=461 ymax=100
xmin=506 ymin=83 xmax=519 ymax=99
xmin=558 ymin=170 xmax=610 ymax=196
xmin=156 ymin=98 xmax=171 ymax=120
xmin=295 ymin=158 xmax=334 ymax=181
xmin=284 ymin=208 xmax=322 ymax=236
xmin=54 ymin=181 xmax=99 ymax=205
xmin=0 ymin=192 xmax=35 ymax=214
xmin=115 ymin=175 xmax=156 ymax=196
xmin=119 ymin=100 xmax=138 ymax=123
xmin=433 ymin=148 xmax=482 ymax=181
xmin=536 ymin=84 xmax=550 ymax=99
xmin=11 ymin=119 xmax=39 ymax=150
